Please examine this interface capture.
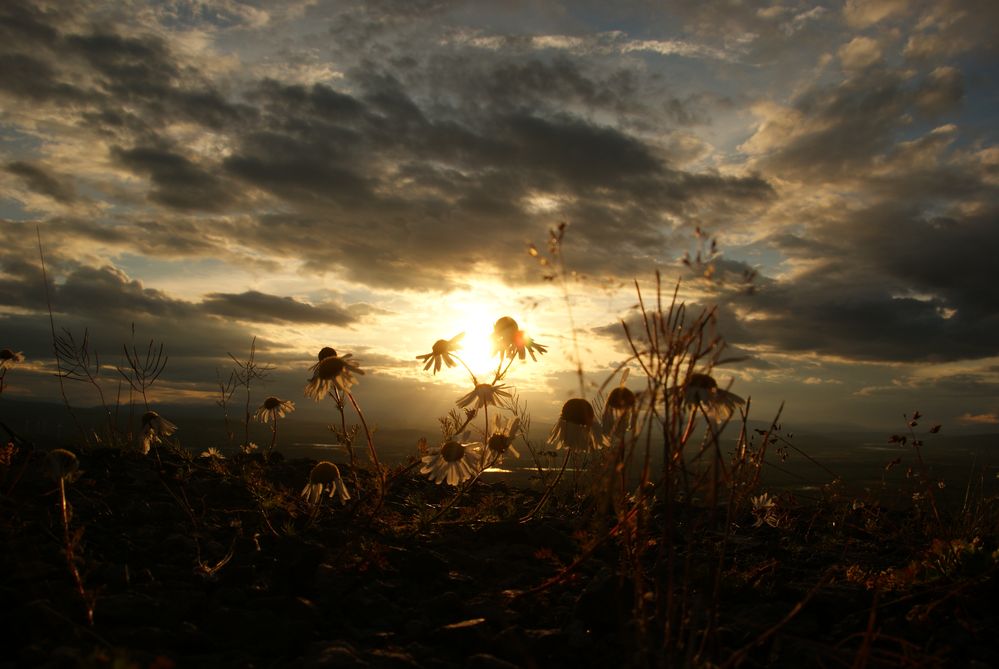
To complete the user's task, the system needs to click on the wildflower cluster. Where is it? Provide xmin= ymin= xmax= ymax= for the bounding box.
xmin=416 ymin=316 xmax=548 ymax=488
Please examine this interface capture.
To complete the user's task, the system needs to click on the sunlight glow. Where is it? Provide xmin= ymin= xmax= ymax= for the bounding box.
xmin=446 ymin=301 xmax=499 ymax=379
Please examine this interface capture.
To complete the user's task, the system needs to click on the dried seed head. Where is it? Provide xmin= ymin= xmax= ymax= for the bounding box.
xmin=263 ymin=396 xmax=282 ymax=410
xmin=317 ymin=347 xmax=338 ymax=361
xmin=560 ymin=398 xmax=595 ymax=426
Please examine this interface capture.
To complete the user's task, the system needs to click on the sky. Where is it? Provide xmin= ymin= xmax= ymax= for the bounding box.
xmin=1 ymin=0 xmax=997 ymax=437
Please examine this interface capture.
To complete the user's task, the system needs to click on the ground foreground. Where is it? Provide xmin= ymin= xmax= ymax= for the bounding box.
xmin=2 ymin=444 xmax=997 ymax=668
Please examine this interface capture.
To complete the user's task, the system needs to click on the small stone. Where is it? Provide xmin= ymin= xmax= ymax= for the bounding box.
xmin=466 ymin=653 xmax=520 ymax=669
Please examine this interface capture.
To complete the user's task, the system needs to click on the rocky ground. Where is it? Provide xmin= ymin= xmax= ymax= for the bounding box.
xmin=2 ymin=444 xmax=997 ymax=668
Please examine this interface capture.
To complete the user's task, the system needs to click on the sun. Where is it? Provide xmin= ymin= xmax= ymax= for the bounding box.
xmin=446 ymin=302 xmax=499 ymax=378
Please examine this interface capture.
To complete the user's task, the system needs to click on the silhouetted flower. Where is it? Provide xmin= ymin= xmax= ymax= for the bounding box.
xmin=416 ymin=332 xmax=464 ymax=374
xmin=141 ymin=410 xmax=177 ymax=455
xmin=548 ymin=398 xmax=602 ymax=451
xmin=301 ymin=461 xmax=350 ymax=504
xmin=679 ymin=373 xmax=744 ymax=419
xmin=457 ymin=382 xmax=511 ymax=409
xmin=421 ymin=438 xmax=482 ymax=486
xmin=254 ymin=396 xmax=296 ymax=422
xmin=750 ymin=492 xmax=778 ymax=528
xmin=305 ymin=354 xmax=363 ymax=399
xmin=602 ymin=370 xmax=639 ymax=438
xmin=47 ymin=448 xmax=80 ymax=482
xmin=0 ymin=349 xmax=24 ymax=368
xmin=485 ymin=414 xmax=521 ymax=464
xmin=491 ymin=317 xmax=547 ymax=362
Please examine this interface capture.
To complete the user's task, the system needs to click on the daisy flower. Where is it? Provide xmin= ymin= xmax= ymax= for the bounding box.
xmin=254 ymin=396 xmax=296 ymax=422
xmin=548 ymin=398 xmax=603 ymax=451
xmin=47 ymin=448 xmax=80 ymax=482
xmin=602 ymin=369 xmax=638 ymax=437
xmin=456 ymin=382 xmax=511 ymax=410
xmin=416 ymin=333 xmax=464 ymax=374
xmin=305 ymin=354 xmax=364 ymax=400
xmin=485 ymin=414 xmax=521 ymax=464
xmin=200 ymin=447 xmax=225 ymax=460
xmin=491 ymin=317 xmax=547 ymax=362
xmin=420 ymin=438 xmax=482 ymax=486
xmin=141 ymin=410 xmax=177 ymax=455
xmin=679 ymin=373 xmax=744 ymax=420
xmin=0 ymin=349 xmax=24 ymax=368
xmin=750 ymin=492 xmax=778 ymax=528
xmin=301 ymin=460 xmax=351 ymax=505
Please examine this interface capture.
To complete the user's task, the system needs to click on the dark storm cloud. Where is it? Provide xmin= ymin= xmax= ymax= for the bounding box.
xmin=114 ymin=146 xmax=236 ymax=211
xmin=0 ymin=0 xmax=773 ymax=290
xmin=5 ymin=162 xmax=78 ymax=203
xmin=751 ymin=66 xmax=966 ymax=181
xmin=201 ymin=291 xmax=357 ymax=326
xmin=724 ymin=202 xmax=999 ymax=363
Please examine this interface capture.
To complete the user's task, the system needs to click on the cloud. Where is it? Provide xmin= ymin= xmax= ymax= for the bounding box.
xmin=114 ymin=146 xmax=237 ymax=211
xmin=200 ymin=291 xmax=357 ymax=326
xmin=843 ymin=0 xmax=910 ymax=28
xmin=837 ymin=36 xmax=882 ymax=71
xmin=957 ymin=412 xmax=999 ymax=425
xmin=740 ymin=65 xmax=967 ymax=182
xmin=5 ymin=161 xmax=78 ymax=203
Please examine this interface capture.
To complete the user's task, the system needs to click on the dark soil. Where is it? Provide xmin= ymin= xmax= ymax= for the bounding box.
xmin=1 ymin=444 xmax=997 ymax=668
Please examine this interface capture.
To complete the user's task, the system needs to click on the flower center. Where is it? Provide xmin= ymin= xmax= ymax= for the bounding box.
xmin=607 ymin=387 xmax=636 ymax=410
xmin=492 ymin=316 xmax=519 ymax=348
xmin=441 ymin=441 xmax=465 ymax=462
xmin=688 ymin=373 xmax=717 ymax=390
xmin=316 ymin=356 xmax=345 ymax=379
xmin=561 ymin=398 xmax=594 ymax=426
xmin=487 ymin=434 xmax=510 ymax=453
xmin=317 ymin=347 xmax=338 ymax=361
xmin=309 ymin=461 xmax=340 ymax=484
xmin=263 ymin=396 xmax=282 ymax=409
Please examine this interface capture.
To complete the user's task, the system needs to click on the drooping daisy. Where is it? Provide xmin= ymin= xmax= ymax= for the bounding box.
xmin=254 ymin=396 xmax=296 ymax=422
xmin=679 ymin=373 xmax=744 ymax=420
xmin=301 ymin=460 xmax=351 ymax=505
xmin=141 ymin=410 xmax=177 ymax=455
xmin=0 ymin=349 xmax=24 ymax=368
xmin=47 ymin=448 xmax=79 ymax=482
xmin=200 ymin=447 xmax=225 ymax=460
xmin=416 ymin=333 xmax=465 ymax=374
xmin=484 ymin=414 xmax=521 ymax=465
xmin=602 ymin=386 xmax=638 ymax=438
xmin=456 ymin=382 xmax=511 ymax=410
xmin=491 ymin=317 xmax=547 ymax=362
xmin=305 ymin=354 xmax=364 ymax=400
xmin=420 ymin=438 xmax=482 ymax=486
xmin=548 ymin=398 xmax=603 ymax=451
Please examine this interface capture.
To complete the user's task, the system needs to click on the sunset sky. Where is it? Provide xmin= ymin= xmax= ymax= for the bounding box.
xmin=1 ymin=0 xmax=997 ymax=435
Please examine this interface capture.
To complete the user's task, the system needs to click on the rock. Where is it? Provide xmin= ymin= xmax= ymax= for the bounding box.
xmin=367 ymin=648 xmax=421 ymax=669
xmin=304 ymin=641 xmax=369 ymax=668
xmin=466 ymin=653 xmax=520 ymax=669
